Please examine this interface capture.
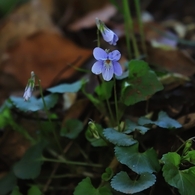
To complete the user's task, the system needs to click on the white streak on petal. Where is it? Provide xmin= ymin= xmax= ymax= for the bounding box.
xmin=102 ymin=63 xmax=114 ymax=81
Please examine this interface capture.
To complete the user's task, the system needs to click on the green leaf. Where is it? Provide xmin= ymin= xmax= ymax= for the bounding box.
xmin=101 ymin=167 xmax=114 ymax=181
xmin=95 ymin=81 xmax=114 ymax=100
xmin=182 ymin=139 xmax=193 ymax=156
xmin=27 ymin=185 xmax=42 ymax=195
xmin=47 ymin=80 xmax=83 ymax=93
xmin=182 ymin=150 xmax=195 ymax=165
xmin=85 ymin=124 xmax=107 ymax=147
xmin=10 ymin=94 xmax=58 ymax=112
xmin=10 ymin=186 xmax=22 ymax=195
xmin=0 ymin=171 xmax=17 ymax=195
xmin=115 ymin=144 xmax=160 ymax=174
xmin=121 ymin=60 xmax=163 ymax=106
xmin=82 ymin=90 xmax=107 ymax=116
xmin=74 ymin=177 xmax=112 ymax=195
xmin=138 ymin=111 xmax=182 ymax=129
xmin=111 ymin=171 xmax=156 ymax=194
xmin=103 ymin=128 xmax=137 ymax=146
xmin=13 ymin=141 xmax=46 ymax=179
xmin=156 ymin=111 xmax=182 ymax=128
xmin=162 ymin=152 xmax=195 ymax=195
xmin=60 ymin=119 xmax=83 ymax=139
xmin=124 ymin=119 xmax=150 ymax=134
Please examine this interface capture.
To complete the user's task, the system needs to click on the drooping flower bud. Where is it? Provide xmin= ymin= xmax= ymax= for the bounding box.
xmin=96 ymin=18 xmax=119 ymax=46
xmin=23 ymin=71 xmax=35 ymax=101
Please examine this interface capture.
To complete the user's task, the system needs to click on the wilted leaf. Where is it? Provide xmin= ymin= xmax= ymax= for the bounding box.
xmin=2 ymin=32 xmax=91 ymax=88
xmin=0 ymin=1 xmax=57 ymax=55
xmin=68 ymin=2 xmax=116 ymax=31
xmin=111 ymin=171 xmax=156 ymax=194
xmin=148 ymin=46 xmax=195 ymax=77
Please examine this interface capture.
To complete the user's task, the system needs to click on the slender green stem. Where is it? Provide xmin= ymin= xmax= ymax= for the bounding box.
xmin=97 ymin=29 xmax=100 ymax=47
xmin=123 ymin=0 xmax=140 ymax=58
xmin=102 ymin=78 xmax=115 ymax=126
xmin=37 ymin=78 xmax=62 ymax=152
xmin=105 ymin=96 xmax=115 ymax=126
xmin=41 ymin=157 xmax=102 ymax=167
xmin=113 ymin=77 xmax=120 ymax=130
xmin=135 ymin=0 xmax=147 ymax=57
xmin=123 ymin=0 xmax=131 ymax=59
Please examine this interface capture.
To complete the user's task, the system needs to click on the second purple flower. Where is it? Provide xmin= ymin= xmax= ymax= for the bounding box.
xmin=92 ymin=47 xmax=122 ymax=81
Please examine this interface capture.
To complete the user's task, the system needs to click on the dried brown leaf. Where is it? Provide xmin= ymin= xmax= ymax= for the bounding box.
xmin=1 ymin=32 xmax=91 ymax=88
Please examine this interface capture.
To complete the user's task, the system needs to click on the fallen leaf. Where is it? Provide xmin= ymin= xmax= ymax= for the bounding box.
xmin=147 ymin=45 xmax=195 ymax=77
xmin=68 ymin=3 xmax=117 ymax=31
xmin=1 ymin=32 xmax=92 ymax=88
xmin=178 ymin=113 xmax=195 ymax=130
xmin=0 ymin=0 xmax=59 ymax=57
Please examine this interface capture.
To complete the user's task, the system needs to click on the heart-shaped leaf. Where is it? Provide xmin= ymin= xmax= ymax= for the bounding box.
xmin=0 ymin=171 xmax=17 ymax=195
xmin=60 ymin=119 xmax=83 ymax=139
xmin=13 ymin=141 xmax=46 ymax=179
xmin=103 ymin=128 xmax=137 ymax=146
xmin=74 ymin=177 xmax=112 ymax=195
xmin=47 ymin=80 xmax=83 ymax=93
xmin=111 ymin=171 xmax=156 ymax=194
xmin=124 ymin=119 xmax=150 ymax=134
xmin=115 ymin=144 xmax=160 ymax=174
xmin=10 ymin=94 xmax=58 ymax=112
xmin=10 ymin=186 xmax=23 ymax=195
xmin=95 ymin=81 xmax=114 ymax=100
xmin=138 ymin=111 xmax=182 ymax=129
xmin=162 ymin=152 xmax=195 ymax=195
xmin=27 ymin=186 xmax=42 ymax=195
xmin=121 ymin=60 xmax=163 ymax=106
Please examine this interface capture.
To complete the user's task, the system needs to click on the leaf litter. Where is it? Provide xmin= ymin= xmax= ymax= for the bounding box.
xmin=0 ymin=0 xmax=195 ymax=195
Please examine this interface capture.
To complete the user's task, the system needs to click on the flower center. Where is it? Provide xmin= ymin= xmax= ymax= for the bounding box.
xmin=105 ymin=59 xmax=110 ymax=64
xmin=104 ymin=60 xmax=112 ymax=68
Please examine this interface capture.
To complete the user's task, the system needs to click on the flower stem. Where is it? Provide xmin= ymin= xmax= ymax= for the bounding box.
xmin=37 ymin=78 xmax=62 ymax=152
xmin=41 ymin=157 xmax=102 ymax=167
xmin=123 ymin=0 xmax=140 ymax=59
xmin=135 ymin=0 xmax=147 ymax=57
xmin=113 ymin=77 xmax=120 ymax=130
xmin=97 ymin=29 xmax=100 ymax=47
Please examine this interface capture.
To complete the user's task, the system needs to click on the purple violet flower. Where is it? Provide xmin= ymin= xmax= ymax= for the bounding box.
xmin=92 ymin=47 xmax=122 ymax=81
xmin=96 ymin=18 xmax=118 ymax=45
